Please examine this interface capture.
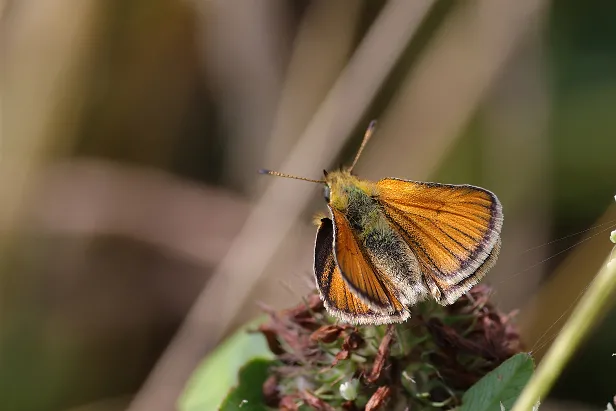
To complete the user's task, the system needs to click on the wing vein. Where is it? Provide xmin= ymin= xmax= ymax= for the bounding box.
xmin=412 ymin=213 xmax=473 ymax=255
xmin=385 ymin=199 xmax=491 ymax=225
xmin=386 ymin=206 xmax=462 ymax=265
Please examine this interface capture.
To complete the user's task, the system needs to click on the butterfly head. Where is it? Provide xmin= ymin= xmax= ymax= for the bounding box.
xmin=322 ymin=169 xmax=377 ymax=212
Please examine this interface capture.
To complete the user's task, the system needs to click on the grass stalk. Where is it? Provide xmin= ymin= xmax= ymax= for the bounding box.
xmin=511 ymin=256 xmax=616 ymax=411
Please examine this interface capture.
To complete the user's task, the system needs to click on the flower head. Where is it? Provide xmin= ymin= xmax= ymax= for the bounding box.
xmin=260 ymin=285 xmax=522 ymax=410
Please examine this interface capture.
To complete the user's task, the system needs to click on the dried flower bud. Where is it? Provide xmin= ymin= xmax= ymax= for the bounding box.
xmin=279 ymin=396 xmax=299 ymax=411
xmin=333 ymin=349 xmax=350 ymax=365
xmin=366 ymin=325 xmax=394 ymax=383
xmin=262 ymin=375 xmax=279 ymax=407
xmin=342 ymin=330 xmax=364 ymax=351
xmin=365 ymin=386 xmax=391 ymax=411
xmin=258 ymin=323 xmax=284 ymax=355
xmin=300 ymin=391 xmax=336 ymax=411
xmin=310 ymin=325 xmax=344 ymax=343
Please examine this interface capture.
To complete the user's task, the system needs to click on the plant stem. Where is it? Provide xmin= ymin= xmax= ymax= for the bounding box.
xmin=511 ymin=257 xmax=616 ymax=411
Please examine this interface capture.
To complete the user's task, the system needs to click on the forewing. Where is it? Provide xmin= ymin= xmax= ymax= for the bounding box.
xmin=376 ymin=178 xmax=503 ymax=304
xmin=314 ymin=218 xmax=409 ymax=325
xmin=328 ymin=207 xmax=408 ymax=314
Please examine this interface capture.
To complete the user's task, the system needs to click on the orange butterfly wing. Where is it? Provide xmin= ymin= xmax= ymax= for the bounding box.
xmin=314 ymin=217 xmax=409 ymax=324
xmin=376 ymin=178 xmax=503 ymax=304
xmin=330 ymin=207 xmax=408 ymax=314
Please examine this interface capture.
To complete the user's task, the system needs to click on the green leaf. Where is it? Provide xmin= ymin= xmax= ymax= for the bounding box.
xmin=460 ymin=353 xmax=535 ymax=411
xmin=179 ymin=317 xmax=274 ymax=411
xmin=219 ymin=359 xmax=273 ymax=411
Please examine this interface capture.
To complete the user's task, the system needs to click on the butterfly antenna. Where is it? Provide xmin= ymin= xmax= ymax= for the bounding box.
xmin=258 ymin=169 xmax=324 ymax=184
xmin=349 ymin=120 xmax=377 ymax=172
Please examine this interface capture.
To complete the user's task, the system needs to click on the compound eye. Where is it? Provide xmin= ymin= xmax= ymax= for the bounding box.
xmin=323 ymin=185 xmax=331 ymax=203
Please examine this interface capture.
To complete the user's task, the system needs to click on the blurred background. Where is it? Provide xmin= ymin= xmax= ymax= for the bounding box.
xmin=2 ymin=1 xmax=616 ymax=410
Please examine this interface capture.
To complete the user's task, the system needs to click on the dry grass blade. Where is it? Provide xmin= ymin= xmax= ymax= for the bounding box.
xmin=265 ymin=0 xmax=362 ymax=167
xmin=1 ymin=0 xmax=102 ymax=235
xmin=196 ymin=0 xmax=287 ymax=193
xmin=28 ymin=160 xmax=249 ymax=268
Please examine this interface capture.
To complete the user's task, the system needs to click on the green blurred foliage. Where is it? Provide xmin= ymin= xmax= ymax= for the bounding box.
xmin=460 ymin=353 xmax=535 ymax=411
xmin=179 ymin=319 xmax=272 ymax=411
xmin=217 ymin=359 xmax=272 ymax=411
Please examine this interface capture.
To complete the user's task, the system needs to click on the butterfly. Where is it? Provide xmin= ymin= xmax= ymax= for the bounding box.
xmin=260 ymin=121 xmax=503 ymax=324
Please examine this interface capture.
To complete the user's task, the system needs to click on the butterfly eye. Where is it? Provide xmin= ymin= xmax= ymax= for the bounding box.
xmin=323 ymin=185 xmax=331 ymax=203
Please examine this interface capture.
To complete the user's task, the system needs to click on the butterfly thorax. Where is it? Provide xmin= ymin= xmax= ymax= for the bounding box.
xmin=323 ymin=170 xmax=428 ymax=309
xmin=325 ymin=170 xmax=390 ymax=241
